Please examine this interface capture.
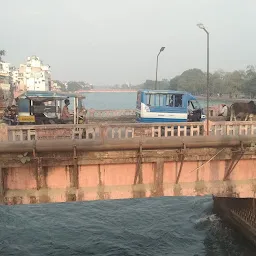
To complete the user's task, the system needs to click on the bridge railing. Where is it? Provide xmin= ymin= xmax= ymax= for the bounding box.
xmin=86 ymin=109 xmax=136 ymax=120
xmin=4 ymin=121 xmax=256 ymax=142
xmin=85 ymin=106 xmax=219 ymax=120
xmin=210 ymin=121 xmax=256 ymax=136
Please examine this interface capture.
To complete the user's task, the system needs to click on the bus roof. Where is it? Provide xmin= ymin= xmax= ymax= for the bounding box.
xmin=138 ymin=89 xmax=192 ymax=95
xmin=138 ymin=89 xmax=197 ymax=99
xmin=17 ymin=91 xmax=85 ymax=102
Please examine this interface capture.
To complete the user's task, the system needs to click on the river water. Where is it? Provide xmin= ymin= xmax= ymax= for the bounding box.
xmin=0 ymin=197 xmax=254 ymax=255
xmin=0 ymin=92 xmax=255 ymax=255
xmin=82 ymin=92 xmax=227 ymax=110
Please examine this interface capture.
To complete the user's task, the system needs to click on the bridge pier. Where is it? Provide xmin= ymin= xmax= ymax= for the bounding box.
xmin=0 ymin=167 xmax=4 ymax=203
xmin=151 ymin=159 xmax=164 ymax=197
xmin=213 ymin=196 xmax=256 ymax=246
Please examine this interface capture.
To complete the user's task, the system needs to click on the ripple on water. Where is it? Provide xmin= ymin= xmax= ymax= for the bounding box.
xmin=0 ymin=196 xmax=254 ymax=256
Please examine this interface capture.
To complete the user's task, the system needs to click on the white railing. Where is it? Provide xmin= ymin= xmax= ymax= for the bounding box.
xmin=4 ymin=121 xmax=256 ymax=142
xmin=210 ymin=121 xmax=256 ymax=136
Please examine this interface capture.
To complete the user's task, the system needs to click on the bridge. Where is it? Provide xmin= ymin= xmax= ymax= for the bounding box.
xmin=0 ymin=120 xmax=256 ymax=201
xmin=1 ymin=120 xmax=256 ymax=244
xmin=76 ymin=89 xmax=137 ymax=93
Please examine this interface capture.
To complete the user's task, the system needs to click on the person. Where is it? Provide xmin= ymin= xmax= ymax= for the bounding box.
xmin=218 ymin=104 xmax=228 ymax=117
xmin=175 ymin=95 xmax=182 ymax=107
xmin=61 ymin=99 xmax=71 ymax=120
xmin=3 ymin=106 xmax=18 ymax=125
xmin=78 ymin=106 xmax=87 ymax=124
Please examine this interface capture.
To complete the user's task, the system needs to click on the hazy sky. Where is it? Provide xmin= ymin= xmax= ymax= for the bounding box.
xmin=1 ymin=0 xmax=256 ymax=85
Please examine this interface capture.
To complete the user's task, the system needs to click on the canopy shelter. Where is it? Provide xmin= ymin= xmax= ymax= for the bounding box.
xmin=15 ymin=91 xmax=86 ymax=125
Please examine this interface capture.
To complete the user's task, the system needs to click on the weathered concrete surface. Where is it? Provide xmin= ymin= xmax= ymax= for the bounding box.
xmin=213 ymin=197 xmax=256 ymax=246
xmin=1 ymin=135 xmax=256 ymax=153
xmin=0 ymin=146 xmax=256 ymax=205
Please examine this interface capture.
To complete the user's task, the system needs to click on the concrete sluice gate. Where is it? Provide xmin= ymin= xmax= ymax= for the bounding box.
xmin=0 ymin=120 xmax=256 ymax=246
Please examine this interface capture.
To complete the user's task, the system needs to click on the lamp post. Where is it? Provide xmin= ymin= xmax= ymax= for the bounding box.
xmin=155 ymin=47 xmax=165 ymax=90
xmin=197 ymin=23 xmax=209 ymax=135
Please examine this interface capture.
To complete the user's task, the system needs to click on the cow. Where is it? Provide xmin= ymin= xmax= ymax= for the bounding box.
xmin=229 ymin=101 xmax=256 ymax=121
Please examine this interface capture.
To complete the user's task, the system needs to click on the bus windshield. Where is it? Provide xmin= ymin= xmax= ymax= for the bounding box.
xmin=188 ymin=100 xmax=201 ymax=110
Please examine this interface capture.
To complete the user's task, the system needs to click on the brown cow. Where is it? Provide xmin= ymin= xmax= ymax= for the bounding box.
xmin=230 ymin=101 xmax=256 ymax=121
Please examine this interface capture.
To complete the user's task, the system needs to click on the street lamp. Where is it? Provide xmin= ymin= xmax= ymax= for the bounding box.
xmin=155 ymin=46 xmax=165 ymax=90
xmin=197 ymin=23 xmax=210 ymax=135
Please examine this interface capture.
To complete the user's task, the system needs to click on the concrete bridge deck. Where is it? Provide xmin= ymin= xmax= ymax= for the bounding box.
xmin=1 ymin=121 xmax=256 ymax=245
xmin=0 ymin=120 xmax=256 ymax=203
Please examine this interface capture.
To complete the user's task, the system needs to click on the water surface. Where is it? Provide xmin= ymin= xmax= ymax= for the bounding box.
xmin=0 ymin=196 xmax=254 ymax=256
xmin=83 ymin=92 xmax=227 ymax=110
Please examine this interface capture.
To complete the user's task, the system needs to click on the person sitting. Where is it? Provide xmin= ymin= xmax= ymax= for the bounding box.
xmin=61 ymin=99 xmax=73 ymax=122
xmin=3 ymin=106 xmax=18 ymax=125
xmin=175 ymin=95 xmax=182 ymax=107
xmin=218 ymin=104 xmax=228 ymax=117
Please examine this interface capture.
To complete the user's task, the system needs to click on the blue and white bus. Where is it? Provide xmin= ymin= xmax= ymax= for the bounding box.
xmin=136 ymin=90 xmax=205 ymax=123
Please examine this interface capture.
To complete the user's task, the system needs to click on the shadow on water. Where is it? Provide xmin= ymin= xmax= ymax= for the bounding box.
xmin=192 ymin=197 xmax=255 ymax=256
xmin=0 ymin=196 xmax=255 ymax=256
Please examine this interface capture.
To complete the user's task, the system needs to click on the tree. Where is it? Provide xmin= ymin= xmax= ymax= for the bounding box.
xmin=0 ymin=50 xmax=6 ymax=62
xmin=134 ymin=65 xmax=256 ymax=98
xmin=221 ymin=71 xmax=245 ymax=97
xmin=53 ymin=80 xmax=67 ymax=91
xmin=169 ymin=76 xmax=179 ymax=90
xmin=174 ymin=69 xmax=206 ymax=94
xmin=67 ymin=81 xmax=83 ymax=91
xmin=142 ymin=80 xmax=155 ymax=89
xmin=244 ymin=76 xmax=256 ymax=98
xmin=245 ymin=65 xmax=255 ymax=79
xmin=209 ymin=71 xmax=224 ymax=95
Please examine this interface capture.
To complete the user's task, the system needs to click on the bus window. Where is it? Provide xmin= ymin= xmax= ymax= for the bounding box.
xmin=154 ymin=94 xmax=165 ymax=106
xmin=188 ymin=101 xmax=193 ymax=111
xmin=146 ymin=93 xmax=154 ymax=106
xmin=166 ymin=94 xmax=174 ymax=106
xmin=148 ymin=93 xmax=165 ymax=107
xmin=166 ymin=94 xmax=183 ymax=107
xmin=18 ymin=99 xmax=30 ymax=112
xmin=146 ymin=93 xmax=151 ymax=106
xmin=175 ymin=94 xmax=183 ymax=107
xmin=192 ymin=100 xmax=201 ymax=109
xmin=189 ymin=100 xmax=200 ymax=110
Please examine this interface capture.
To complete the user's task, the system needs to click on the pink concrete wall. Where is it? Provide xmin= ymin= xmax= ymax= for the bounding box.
xmin=46 ymin=167 xmax=69 ymax=188
xmin=80 ymin=165 xmax=99 ymax=187
xmin=6 ymin=167 xmax=36 ymax=190
xmin=3 ymin=158 xmax=256 ymax=205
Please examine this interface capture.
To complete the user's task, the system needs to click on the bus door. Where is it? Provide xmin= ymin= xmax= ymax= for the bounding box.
xmin=164 ymin=93 xmax=187 ymax=122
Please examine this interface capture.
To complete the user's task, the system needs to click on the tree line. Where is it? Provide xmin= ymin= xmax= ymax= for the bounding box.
xmin=2 ymin=49 xmax=256 ymax=97
xmin=53 ymin=80 xmax=93 ymax=92
xmin=134 ymin=66 xmax=256 ymax=98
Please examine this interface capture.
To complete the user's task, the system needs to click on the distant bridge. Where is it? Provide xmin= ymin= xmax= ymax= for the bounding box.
xmin=76 ymin=89 xmax=138 ymax=93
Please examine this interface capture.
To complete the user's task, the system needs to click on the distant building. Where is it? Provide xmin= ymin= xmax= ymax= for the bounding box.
xmin=0 ymin=62 xmax=11 ymax=115
xmin=11 ymin=69 xmax=19 ymax=84
xmin=0 ymin=62 xmax=11 ymax=90
xmin=51 ymin=81 xmax=62 ymax=91
xmin=18 ymin=56 xmax=51 ymax=92
xmin=0 ymin=62 xmax=10 ymax=75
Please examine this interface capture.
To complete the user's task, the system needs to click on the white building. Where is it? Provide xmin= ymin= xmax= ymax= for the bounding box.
xmin=0 ymin=62 xmax=11 ymax=113
xmin=0 ymin=62 xmax=10 ymax=74
xmin=18 ymin=56 xmax=51 ymax=92
xmin=11 ymin=70 xmax=19 ymax=84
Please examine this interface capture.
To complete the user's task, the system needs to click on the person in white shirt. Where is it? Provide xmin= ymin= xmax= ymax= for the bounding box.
xmin=218 ymin=104 xmax=228 ymax=117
